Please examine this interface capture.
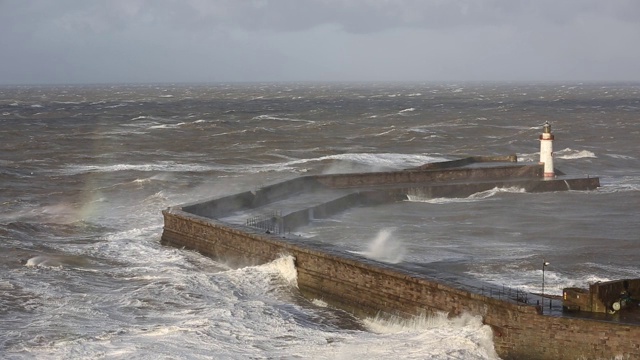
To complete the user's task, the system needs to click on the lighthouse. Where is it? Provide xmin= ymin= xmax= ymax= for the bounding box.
xmin=539 ymin=121 xmax=555 ymax=178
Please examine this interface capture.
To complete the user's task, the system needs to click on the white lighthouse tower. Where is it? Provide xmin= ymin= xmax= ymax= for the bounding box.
xmin=539 ymin=121 xmax=555 ymax=178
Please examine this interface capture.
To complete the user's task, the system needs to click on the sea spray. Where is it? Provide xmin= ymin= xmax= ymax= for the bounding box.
xmin=357 ymin=228 xmax=406 ymax=264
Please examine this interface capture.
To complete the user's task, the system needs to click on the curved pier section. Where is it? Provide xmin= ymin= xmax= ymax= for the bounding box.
xmin=160 ymin=159 xmax=640 ymax=359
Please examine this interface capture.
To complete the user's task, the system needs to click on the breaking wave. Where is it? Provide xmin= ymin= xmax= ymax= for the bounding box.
xmin=363 ymin=312 xmax=499 ymax=360
xmin=407 ymin=187 xmax=526 ymax=203
xmin=555 ymin=148 xmax=597 ymax=160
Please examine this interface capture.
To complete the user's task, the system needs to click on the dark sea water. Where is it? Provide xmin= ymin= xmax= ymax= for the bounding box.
xmin=1 ymin=82 xmax=639 ymax=359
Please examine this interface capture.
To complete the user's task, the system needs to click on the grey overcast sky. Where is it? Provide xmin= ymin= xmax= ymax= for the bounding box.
xmin=1 ymin=0 xmax=640 ymax=84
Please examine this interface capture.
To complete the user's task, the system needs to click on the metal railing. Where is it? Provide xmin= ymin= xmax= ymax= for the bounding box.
xmin=246 ymin=210 xmax=283 ymax=234
xmin=480 ymin=284 xmax=530 ymax=304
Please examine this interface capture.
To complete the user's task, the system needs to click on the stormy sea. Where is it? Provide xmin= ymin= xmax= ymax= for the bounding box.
xmin=1 ymin=82 xmax=639 ymax=359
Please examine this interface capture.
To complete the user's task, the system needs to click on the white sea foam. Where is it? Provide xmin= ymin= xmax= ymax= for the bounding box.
xmin=466 ymin=263 xmax=629 ymax=297
xmin=362 ymin=312 xmax=499 ymax=359
xmin=605 ymin=153 xmax=635 ymax=160
xmin=311 ymin=299 xmax=328 ymax=307
xmin=25 ymin=255 xmax=90 ymax=269
xmin=103 ymin=103 xmax=128 ymax=108
xmin=0 ymin=202 xmax=82 ymax=224
xmin=518 ymin=147 xmax=596 ymax=162
xmin=252 ymin=114 xmax=315 ymax=123
xmin=61 ymin=161 xmax=214 ymax=175
xmin=582 ymin=262 xmax=640 ymax=279
xmin=316 ymin=153 xmax=448 ymax=172
xmin=555 ymin=148 xmax=597 ymax=159
xmin=148 ymin=122 xmax=187 ymax=129
xmin=516 ymin=152 xmax=538 ymax=162
xmin=598 ymin=182 xmax=640 ymax=193
xmin=373 ymin=128 xmax=395 ymax=136
xmin=407 ymin=187 xmax=526 ymax=203
xmin=257 ymin=255 xmax=298 ymax=286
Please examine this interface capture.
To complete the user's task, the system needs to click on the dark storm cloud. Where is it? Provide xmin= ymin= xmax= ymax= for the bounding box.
xmin=1 ymin=0 xmax=639 ymax=84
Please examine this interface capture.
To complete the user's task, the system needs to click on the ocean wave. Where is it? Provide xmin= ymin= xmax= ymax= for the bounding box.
xmin=373 ymin=128 xmax=395 ymax=136
xmin=465 ymin=260 xmax=636 ymax=298
xmin=148 ymin=123 xmax=185 ymax=130
xmin=54 ymin=152 xmax=448 ymax=176
xmin=61 ymin=161 xmax=215 ymax=175
xmin=555 ymin=148 xmax=597 ymax=160
xmin=605 ymin=153 xmax=636 ymax=160
xmin=252 ymin=114 xmax=315 ymax=124
xmin=581 ymin=262 xmax=640 ymax=279
xmin=184 ymin=152 xmax=451 ymax=175
xmin=516 ymin=152 xmax=538 ymax=162
xmin=598 ymin=183 xmax=640 ymax=193
xmin=142 ymin=191 xmax=169 ymax=204
xmin=517 ymin=147 xmax=597 ymax=162
xmin=407 ymin=187 xmax=526 ymax=203
xmin=219 ymin=255 xmax=299 ymax=291
xmin=363 ymin=312 xmax=499 ymax=359
xmin=318 ymin=152 xmax=448 ymax=169
xmin=25 ymin=254 xmax=91 ymax=269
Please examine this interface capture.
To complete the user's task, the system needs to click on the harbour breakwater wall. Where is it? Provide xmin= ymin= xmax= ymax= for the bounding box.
xmin=161 ymin=163 xmax=640 ymax=359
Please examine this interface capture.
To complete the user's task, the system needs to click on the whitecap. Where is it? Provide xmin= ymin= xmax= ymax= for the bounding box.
xmin=252 ymin=114 xmax=314 ymax=124
xmin=61 ymin=161 xmax=214 ymax=175
xmin=25 ymin=255 xmax=90 ymax=269
xmin=104 ymin=103 xmax=127 ymax=108
xmin=555 ymin=148 xmax=597 ymax=159
xmin=148 ymin=124 xmax=174 ymax=129
xmin=373 ymin=128 xmax=395 ymax=136
xmin=311 ymin=299 xmax=328 ymax=307
xmin=407 ymin=187 xmax=526 ymax=203
xmin=605 ymin=154 xmax=635 ymax=160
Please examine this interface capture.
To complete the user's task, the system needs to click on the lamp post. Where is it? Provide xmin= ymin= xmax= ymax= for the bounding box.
xmin=542 ymin=260 xmax=550 ymax=313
